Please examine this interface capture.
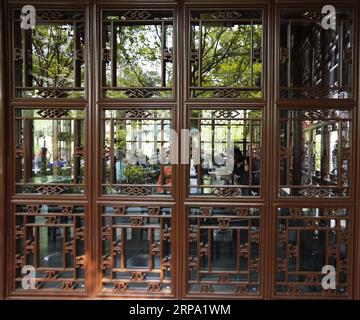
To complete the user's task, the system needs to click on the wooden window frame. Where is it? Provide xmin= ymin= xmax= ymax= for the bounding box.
xmin=0 ymin=0 xmax=359 ymax=300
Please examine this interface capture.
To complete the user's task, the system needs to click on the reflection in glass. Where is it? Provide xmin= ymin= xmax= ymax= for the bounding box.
xmin=39 ymin=227 xmax=64 ymax=268
xmin=279 ymin=9 xmax=353 ymax=99
xmin=102 ymin=109 xmax=172 ymax=195
xmin=210 ymin=229 xmax=237 ymax=270
xmin=189 ymin=109 xmax=261 ymax=197
xmin=279 ymin=109 xmax=351 ymax=197
xmin=190 ymin=10 xmax=262 ymax=98
xmin=13 ymin=11 xmax=85 ymax=98
xmin=299 ymin=231 xmax=326 ymax=271
xmin=102 ymin=11 xmax=173 ymax=98
xmin=125 ymin=229 xmax=149 ymax=268
xmin=15 ymin=109 xmax=85 ymax=194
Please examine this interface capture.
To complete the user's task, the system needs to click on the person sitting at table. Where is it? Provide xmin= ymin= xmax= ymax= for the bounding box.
xmin=233 ymin=147 xmax=250 ymax=196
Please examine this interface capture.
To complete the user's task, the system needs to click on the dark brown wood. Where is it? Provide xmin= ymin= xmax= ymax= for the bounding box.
xmin=0 ymin=0 xmax=7 ymax=301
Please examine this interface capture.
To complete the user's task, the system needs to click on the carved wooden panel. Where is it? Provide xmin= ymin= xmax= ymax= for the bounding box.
xmin=276 ymin=207 xmax=350 ymax=296
xmin=13 ymin=204 xmax=85 ymax=291
xmin=187 ymin=206 xmax=261 ymax=296
xmin=101 ymin=205 xmax=172 ymax=295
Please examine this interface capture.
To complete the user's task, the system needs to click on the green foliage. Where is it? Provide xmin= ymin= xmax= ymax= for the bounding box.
xmin=57 ymin=132 xmax=73 ymax=142
xmin=123 ymin=165 xmax=152 ymax=184
xmin=192 ymin=24 xmax=262 ymax=88
xmin=31 ymin=24 xmax=75 ymax=87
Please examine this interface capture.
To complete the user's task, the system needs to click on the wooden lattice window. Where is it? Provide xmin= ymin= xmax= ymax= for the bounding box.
xmin=101 ymin=108 xmax=172 ymax=196
xmin=278 ymin=109 xmax=351 ymax=198
xmin=276 ymin=207 xmax=350 ymax=296
xmin=279 ymin=9 xmax=353 ymax=99
xmin=189 ymin=9 xmax=263 ymax=98
xmin=101 ymin=10 xmax=174 ymax=98
xmin=101 ymin=205 xmax=172 ymax=295
xmin=187 ymin=206 xmax=261 ymax=296
xmin=12 ymin=10 xmax=86 ymax=98
xmin=14 ymin=108 xmax=85 ymax=195
xmin=188 ymin=108 xmax=262 ymax=197
xmin=13 ymin=204 xmax=85 ymax=291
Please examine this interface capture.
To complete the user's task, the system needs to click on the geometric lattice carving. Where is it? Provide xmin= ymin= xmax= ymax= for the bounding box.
xmin=125 ymin=109 xmax=152 ymax=119
xmin=122 ymin=186 xmax=152 ymax=196
xmin=37 ymin=109 xmax=69 ymax=118
xmin=36 ymin=10 xmax=65 ymax=20
xmin=212 ymin=109 xmax=240 ymax=119
xmin=189 ymin=9 xmax=262 ymax=98
xmin=15 ymin=108 xmax=85 ymax=195
xmin=14 ymin=10 xmax=85 ymax=99
xmin=164 ymin=48 xmax=173 ymax=63
xmin=280 ymin=9 xmax=352 ymax=99
xmin=102 ymin=108 xmax=172 ymax=196
xmin=211 ymin=10 xmax=242 ymax=19
xmin=101 ymin=205 xmax=172 ymax=295
xmin=214 ymin=88 xmax=243 ymax=98
xmin=276 ymin=207 xmax=350 ymax=296
xmin=36 ymin=185 xmax=67 ymax=195
xmin=124 ymin=88 xmax=153 ymax=99
xmin=13 ymin=204 xmax=85 ymax=291
xmin=122 ymin=10 xmax=151 ymax=20
xmin=37 ymin=89 xmax=67 ymax=99
xmin=188 ymin=206 xmax=261 ymax=296
xmin=102 ymin=48 xmax=111 ymax=62
xmin=190 ymin=49 xmax=199 ymax=63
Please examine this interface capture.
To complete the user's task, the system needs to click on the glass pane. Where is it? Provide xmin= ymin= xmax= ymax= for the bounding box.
xmin=210 ymin=229 xmax=237 ymax=270
xmin=101 ymin=206 xmax=172 ymax=294
xmin=15 ymin=109 xmax=85 ymax=195
xmin=189 ymin=108 xmax=261 ymax=197
xmin=102 ymin=109 xmax=172 ymax=195
xmin=277 ymin=207 xmax=349 ymax=295
xmin=279 ymin=109 xmax=351 ymax=197
xmin=13 ymin=10 xmax=85 ymax=98
xmin=39 ymin=227 xmax=63 ymax=268
xmin=102 ymin=10 xmax=173 ymax=98
xmin=125 ymin=229 xmax=149 ymax=268
xmin=189 ymin=10 xmax=262 ymax=98
xmin=14 ymin=204 xmax=85 ymax=290
xmin=279 ymin=9 xmax=353 ymax=99
xmin=188 ymin=206 xmax=260 ymax=295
